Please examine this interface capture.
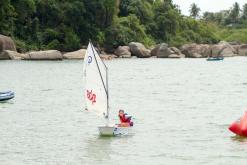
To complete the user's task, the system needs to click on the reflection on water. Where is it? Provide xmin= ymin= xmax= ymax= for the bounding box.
xmin=231 ymin=136 xmax=247 ymax=143
xmin=85 ymin=137 xmax=113 ymax=162
xmin=0 ymin=100 xmax=14 ymax=107
xmin=84 ymin=135 xmax=134 ymax=164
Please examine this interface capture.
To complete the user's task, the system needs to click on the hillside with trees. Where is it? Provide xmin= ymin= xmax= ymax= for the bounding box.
xmin=202 ymin=2 xmax=247 ymax=43
xmin=0 ymin=0 xmax=246 ymax=53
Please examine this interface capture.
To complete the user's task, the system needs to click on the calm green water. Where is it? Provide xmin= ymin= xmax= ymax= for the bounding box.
xmin=1 ymin=58 xmax=247 ymax=165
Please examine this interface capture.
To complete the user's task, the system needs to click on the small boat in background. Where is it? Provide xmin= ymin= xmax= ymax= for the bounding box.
xmin=206 ymin=56 xmax=224 ymax=61
xmin=0 ymin=91 xmax=15 ymax=101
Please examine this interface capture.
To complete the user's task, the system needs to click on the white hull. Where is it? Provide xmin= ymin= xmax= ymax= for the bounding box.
xmin=98 ymin=126 xmax=132 ymax=136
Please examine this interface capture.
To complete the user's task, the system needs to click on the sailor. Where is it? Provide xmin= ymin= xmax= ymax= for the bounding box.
xmin=118 ymin=109 xmax=133 ymax=127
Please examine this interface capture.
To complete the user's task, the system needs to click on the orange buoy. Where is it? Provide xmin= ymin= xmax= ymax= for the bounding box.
xmin=229 ymin=111 xmax=247 ymax=136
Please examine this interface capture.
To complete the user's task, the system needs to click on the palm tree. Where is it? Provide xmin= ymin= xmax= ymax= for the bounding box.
xmin=189 ymin=3 xmax=200 ymax=19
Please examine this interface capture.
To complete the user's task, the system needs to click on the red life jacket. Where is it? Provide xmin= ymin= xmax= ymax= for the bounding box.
xmin=119 ymin=114 xmax=131 ymax=123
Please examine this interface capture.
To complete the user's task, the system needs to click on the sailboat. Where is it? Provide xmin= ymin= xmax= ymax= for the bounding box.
xmin=83 ymin=41 xmax=133 ymax=136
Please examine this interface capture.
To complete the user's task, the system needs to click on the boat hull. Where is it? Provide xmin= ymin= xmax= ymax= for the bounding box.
xmin=98 ymin=126 xmax=132 ymax=136
xmin=206 ymin=57 xmax=224 ymax=61
xmin=0 ymin=91 xmax=15 ymax=101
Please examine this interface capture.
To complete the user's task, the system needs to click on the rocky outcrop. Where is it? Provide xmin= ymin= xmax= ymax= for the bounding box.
xmin=151 ymin=43 xmax=184 ymax=58
xmin=1 ymin=50 xmax=26 ymax=60
xmin=229 ymin=41 xmax=241 ymax=45
xmin=63 ymin=49 xmax=86 ymax=59
xmin=181 ymin=44 xmax=211 ymax=58
xmin=0 ymin=51 xmax=10 ymax=60
xmin=238 ymin=44 xmax=247 ymax=56
xmin=211 ymin=41 xmax=237 ymax=57
xmin=232 ymin=45 xmax=240 ymax=54
xmin=168 ymin=47 xmax=185 ymax=58
xmin=25 ymin=50 xmax=63 ymax=60
xmin=2 ymin=39 xmax=247 ymax=60
xmin=114 ymin=46 xmax=131 ymax=58
xmin=151 ymin=43 xmax=168 ymax=57
xmin=129 ymin=42 xmax=151 ymax=58
xmin=0 ymin=35 xmax=16 ymax=59
xmin=0 ymin=35 xmax=16 ymax=52
xmin=168 ymin=54 xmax=182 ymax=58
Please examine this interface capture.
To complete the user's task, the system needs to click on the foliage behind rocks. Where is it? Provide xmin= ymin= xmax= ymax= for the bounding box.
xmin=0 ymin=0 xmax=246 ymax=53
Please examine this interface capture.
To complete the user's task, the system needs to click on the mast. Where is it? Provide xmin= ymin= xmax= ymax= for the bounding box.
xmin=106 ymin=66 xmax=109 ymax=120
xmin=89 ymin=41 xmax=109 ymax=119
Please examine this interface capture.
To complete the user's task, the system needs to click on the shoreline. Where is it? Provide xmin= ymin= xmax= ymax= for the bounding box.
xmin=1 ymin=56 xmax=247 ymax=61
xmin=1 ymin=35 xmax=247 ymax=60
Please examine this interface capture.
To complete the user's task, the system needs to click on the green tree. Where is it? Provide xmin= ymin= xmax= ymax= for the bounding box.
xmin=0 ymin=0 xmax=15 ymax=35
xmin=241 ymin=3 xmax=247 ymax=20
xmin=36 ymin=0 xmax=62 ymax=28
xmin=151 ymin=0 xmax=180 ymax=43
xmin=63 ymin=28 xmax=80 ymax=51
xmin=203 ymin=10 xmax=230 ymax=25
xmin=119 ymin=0 xmax=130 ymax=17
xmin=203 ymin=12 xmax=215 ymax=22
xmin=105 ymin=14 xmax=153 ymax=48
xmin=11 ymin=0 xmax=36 ymax=41
xmin=0 ymin=0 xmax=233 ymax=53
xmin=127 ymin=0 xmax=153 ymax=24
xmin=227 ymin=2 xmax=241 ymax=24
xmin=189 ymin=3 xmax=200 ymax=19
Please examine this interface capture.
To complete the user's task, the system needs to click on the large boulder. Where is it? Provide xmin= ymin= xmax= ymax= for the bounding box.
xmin=229 ymin=41 xmax=241 ymax=45
xmin=211 ymin=41 xmax=237 ymax=57
xmin=129 ymin=42 xmax=151 ymax=58
xmin=151 ymin=44 xmax=185 ymax=58
xmin=1 ymin=50 xmax=26 ymax=60
xmin=238 ymin=44 xmax=247 ymax=56
xmin=25 ymin=50 xmax=63 ymax=60
xmin=168 ymin=47 xmax=185 ymax=58
xmin=0 ymin=35 xmax=16 ymax=59
xmin=0 ymin=35 xmax=16 ymax=52
xmin=232 ymin=45 xmax=240 ymax=54
xmin=0 ymin=51 xmax=10 ymax=60
xmin=181 ymin=44 xmax=211 ymax=58
xmin=151 ymin=43 xmax=168 ymax=57
xmin=114 ymin=46 xmax=131 ymax=58
xmin=63 ymin=49 xmax=86 ymax=59
xmin=168 ymin=54 xmax=183 ymax=58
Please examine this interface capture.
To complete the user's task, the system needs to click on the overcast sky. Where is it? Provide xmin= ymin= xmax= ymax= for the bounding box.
xmin=172 ymin=0 xmax=246 ymax=16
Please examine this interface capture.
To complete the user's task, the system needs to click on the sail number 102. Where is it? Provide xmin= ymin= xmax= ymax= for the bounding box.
xmin=86 ymin=90 xmax=96 ymax=105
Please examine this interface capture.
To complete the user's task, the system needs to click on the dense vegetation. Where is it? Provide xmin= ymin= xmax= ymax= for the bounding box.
xmin=0 ymin=0 xmax=246 ymax=52
xmin=202 ymin=2 xmax=247 ymax=43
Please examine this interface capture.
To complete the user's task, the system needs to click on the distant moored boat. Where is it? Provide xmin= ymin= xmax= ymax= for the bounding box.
xmin=0 ymin=91 xmax=15 ymax=101
xmin=206 ymin=57 xmax=224 ymax=61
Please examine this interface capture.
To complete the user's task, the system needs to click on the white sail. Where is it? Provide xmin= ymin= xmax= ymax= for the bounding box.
xmin=83 ymin=42 xmax=108 ymax=118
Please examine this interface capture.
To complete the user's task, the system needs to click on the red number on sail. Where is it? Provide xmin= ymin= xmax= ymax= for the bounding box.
xmin=87 ymin=90 xmax=96 ymax=105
